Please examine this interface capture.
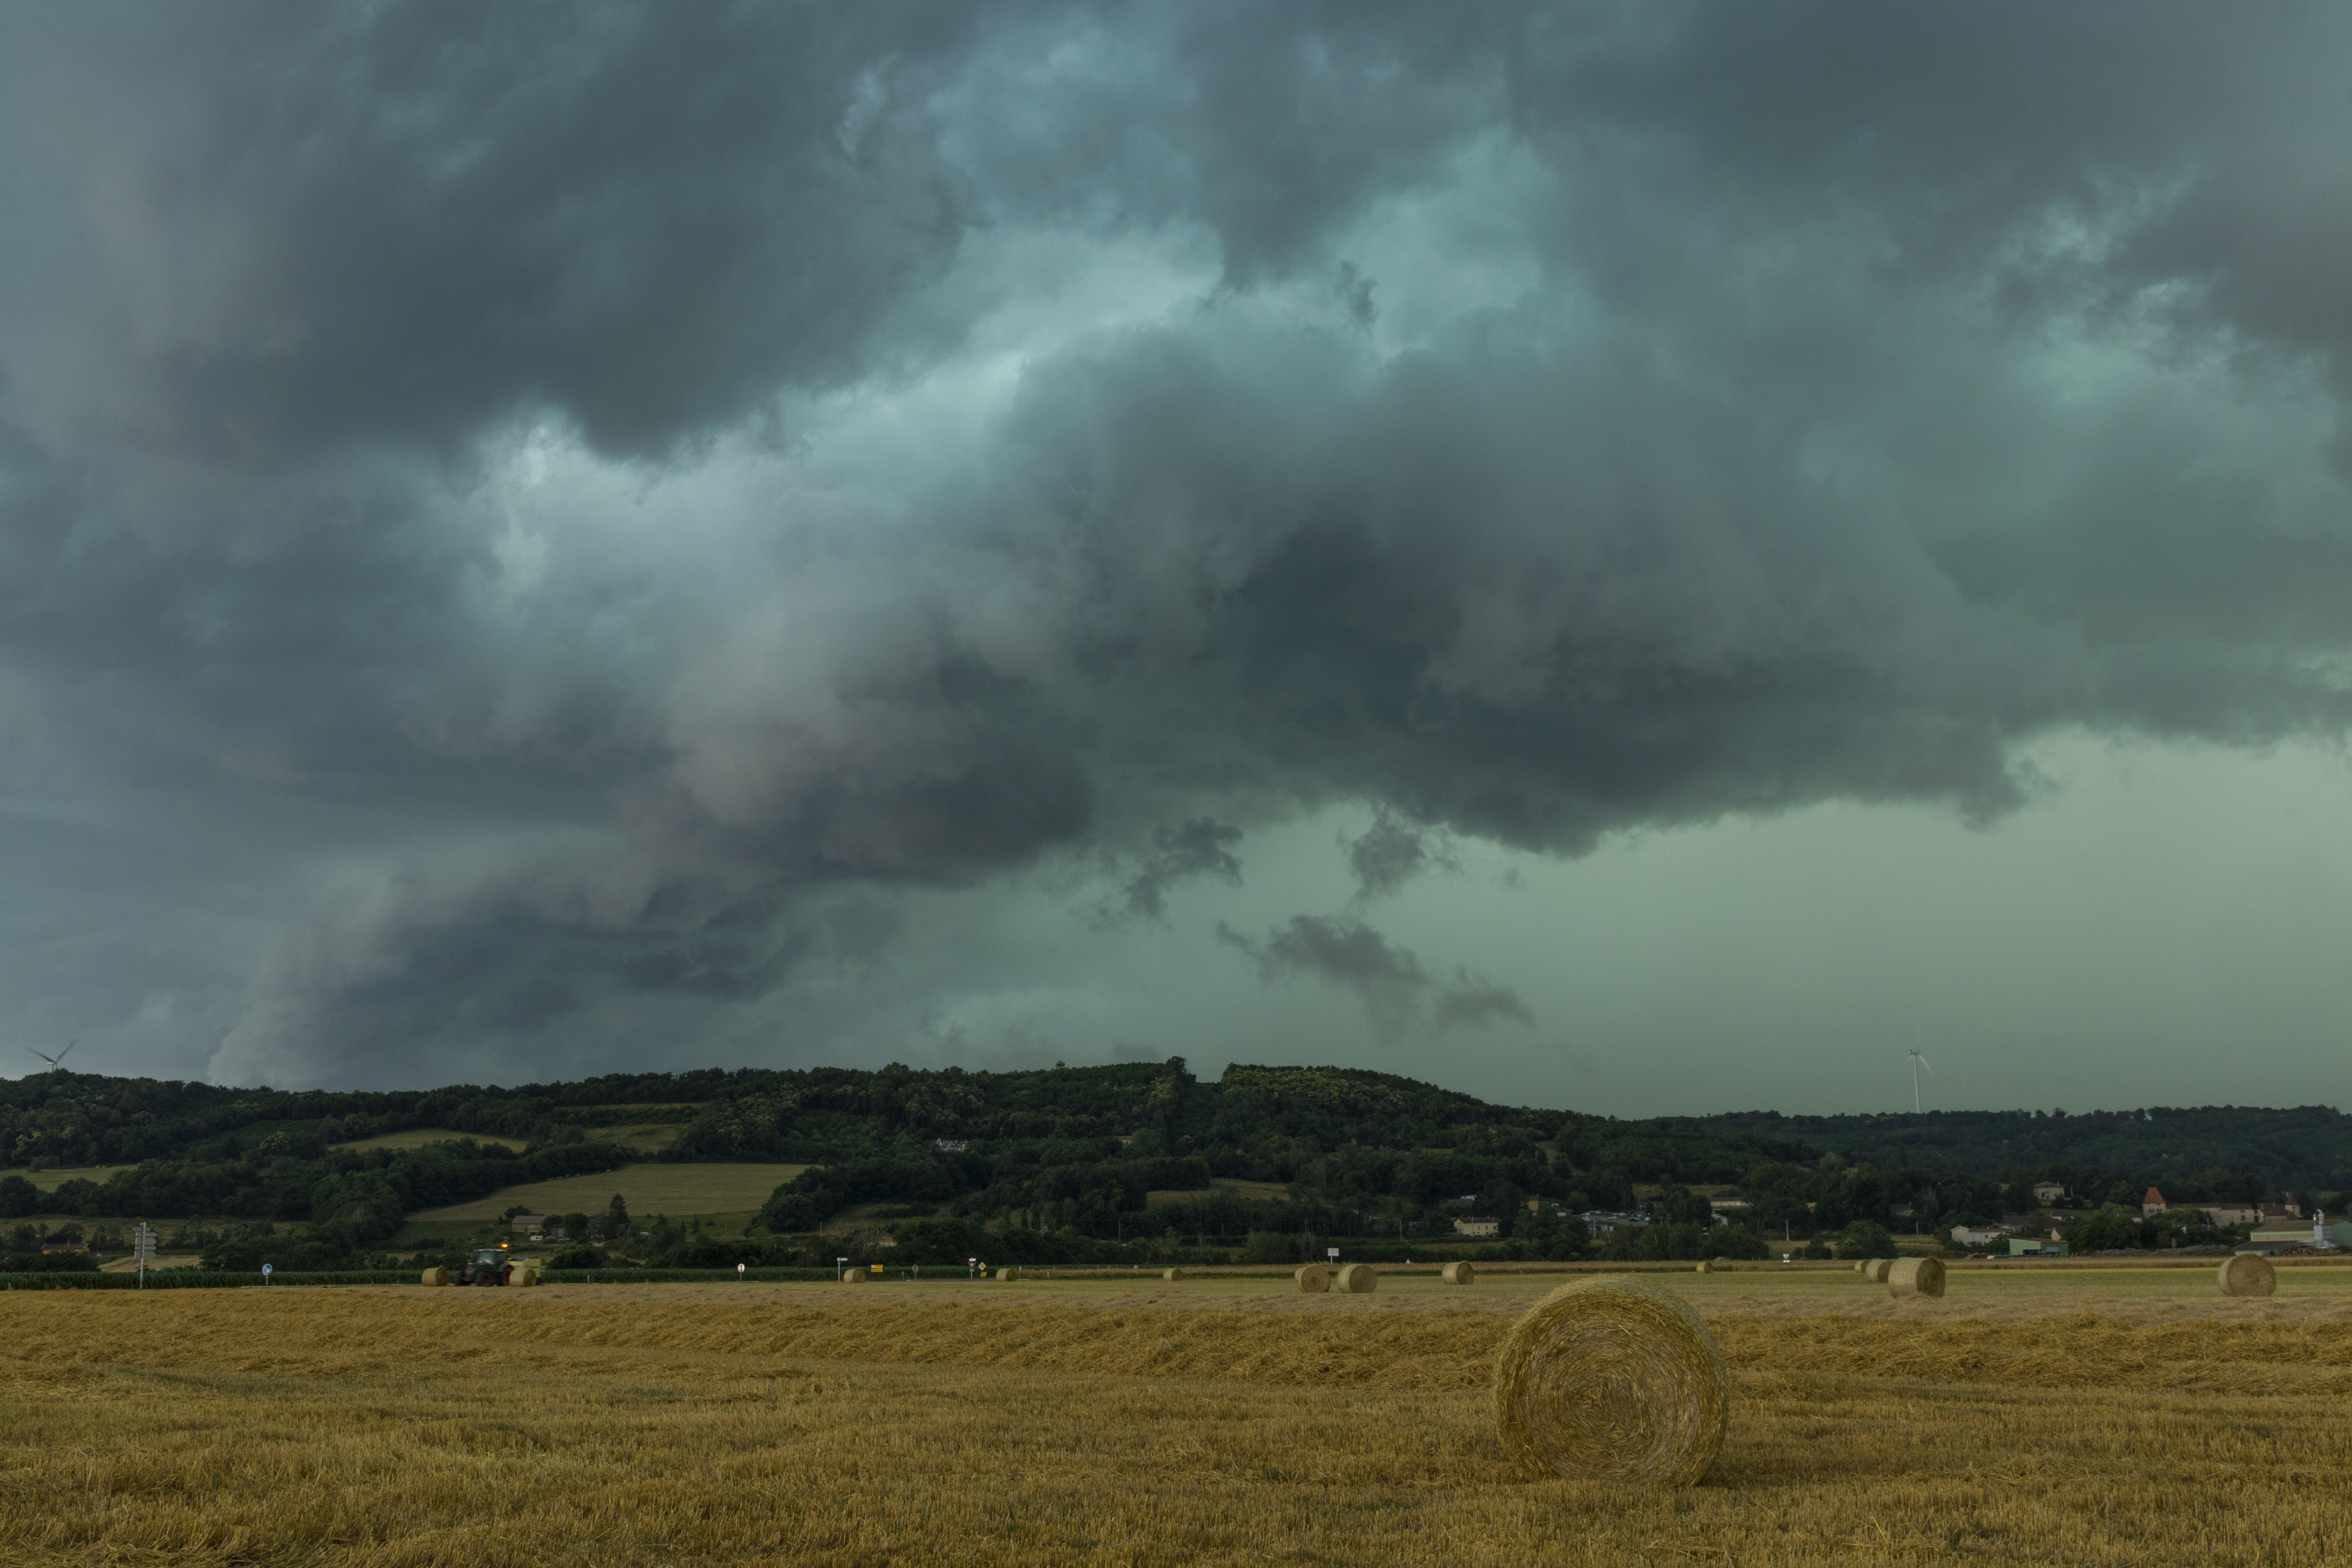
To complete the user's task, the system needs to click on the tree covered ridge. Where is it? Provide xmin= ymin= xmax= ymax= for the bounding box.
xmin=5 ymin=1062 xmax=2350 ymax=1273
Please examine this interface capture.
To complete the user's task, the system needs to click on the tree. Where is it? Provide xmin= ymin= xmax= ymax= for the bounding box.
xmin=605 ymin=1193 xmax=631 ymax=1236
xmin=1835 ymin=1220 xmax=1898 ymax=1259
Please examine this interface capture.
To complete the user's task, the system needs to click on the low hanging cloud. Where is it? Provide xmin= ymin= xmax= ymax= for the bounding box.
xmin=1218 ymin=916 xmax=1534 ymax=1041
xmin=2 ymin=4 xmax=2352 ymax=1082
xmin=1111 ymin=818 xmax=1245 ymax=922
xmin=1345 ymin=809 xmax=1457 ymax=902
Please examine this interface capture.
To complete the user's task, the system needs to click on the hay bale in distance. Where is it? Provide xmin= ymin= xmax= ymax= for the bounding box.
xmin=1334 ymin=1263 xmax=1377 ymax=1294
xmin=510 ymin=1267 xmax=539 ymax=1287
xmin=1442 ymin=1260 xmax=1475 ymax=1285
xmin=1852 ymin=1261 xmax=1866 ymax=1274
xmin=844 ymin=1267 xmax=869 ymax=1283
xmin=1694 ymin=1261 xmax=1713 ymax=1275
xmin=1866 ymin=1258 xmax=1895 ymax=1285
xmin=1162 ymin=1268 xmax=1185 ymax=1282
xmin=1887 ymin=1257 xmax=1945 ymax=1299
xmin=1492 ymin=1275 xmax=1729 ymax=1486
xmin=2219 ymin=1254 xmax=2277 ymax=1298
xmin=1294 ymin=1264 xmax=1329 ymax=1293
xmin=994 ymin=1266 xmax=1017 ymax=1282
xmin=420 ymin=1266 xmax=448 ymax=1288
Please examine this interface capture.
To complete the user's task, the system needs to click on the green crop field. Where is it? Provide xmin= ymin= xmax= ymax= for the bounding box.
xmin=0 ymin=1163 xmax=136 ymax=1192
xmin=405 ymin=1161 xmax=809 ymax=1224
xmin=329 ymin=1127 xmax=528 ymax=1154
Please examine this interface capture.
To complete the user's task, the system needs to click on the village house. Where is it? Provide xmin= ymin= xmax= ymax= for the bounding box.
xmin=2201 ymin=1201 xmax=2260 ymax=1227
xmin=2141 ymin=1187 xmax=2168 ymax=1218
xmin=2032 ymin=1180 xmax=2066 ymax=1204
xmin=1452 ymin=1216 xmax=1500 ymax=1238
xmin=1950 ymin=1223 xmax=2009 ymax=1248
xmin=2258 ymin=1202 xmax=2303 ymax=1222
xmin=510 ymin=1214 xmax=546 ymax=1235
xmin=1708 ymin=1197 xmax=1751 ymax=1216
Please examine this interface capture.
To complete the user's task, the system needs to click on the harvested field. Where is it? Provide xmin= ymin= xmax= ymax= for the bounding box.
xmin=404 ymin=1161 xmax=809 ymax=1223
xmin=4 ymin=1269 xmax=2351 ymax=1565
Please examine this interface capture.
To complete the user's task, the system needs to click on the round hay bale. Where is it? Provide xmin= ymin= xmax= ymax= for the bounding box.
xmin=1866 ymin=1258 xmax=1894 ymax=1285
xmin=1492 ymin=1276 xmax=1728 ymax=1486
xmin=1852 ymin=1261 xmax=1866 ymax=1273
xmin=1442 ymin=1260 xmax=1475 ymax=1285
xmin=2219 ymin=1254 xmax=2276 ymax=1298
xmin=844 ymin=1267 xmax=869 ymax=1283
xmin=1334 ymin=1263 xmax=1377 ymax=1293
xmin=1887 ymin=1256 xmax=1945 ymax=1299
xmin=1294 ymin=1264 xmax=1329 ymax=1293
xmin=994 ymin=1266 xmax=1016 ymax=1282
xmin=1162 ymin=1268 xmax=1185 ymax=1282
xmin=1695 ymin=1260 xmax=1713 ymax=1275
xmin=511 ymin=1267 xmax=539 ymax=1287
xmin=420 ymin=1266 xmax=448 ymax=1288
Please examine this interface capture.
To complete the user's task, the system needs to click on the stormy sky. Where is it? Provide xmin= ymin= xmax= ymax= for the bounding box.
xmin=5 ymin=2 xmax=2352 ymax=1114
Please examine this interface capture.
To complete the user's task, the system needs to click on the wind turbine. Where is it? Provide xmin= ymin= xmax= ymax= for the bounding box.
xmin=26 ymin=1039 xmax=75 ymax=1073
xmin=1907 ymin=1045 xmax=1933 ymax=1114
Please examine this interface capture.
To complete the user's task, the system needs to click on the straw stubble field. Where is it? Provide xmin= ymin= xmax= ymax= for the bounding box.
xmin=4 ymin=1267 xmax=2351 ymax=1566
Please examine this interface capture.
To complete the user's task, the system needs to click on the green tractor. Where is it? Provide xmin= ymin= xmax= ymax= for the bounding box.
xmin=454 ymin=1245 xmax=539 ymax=1286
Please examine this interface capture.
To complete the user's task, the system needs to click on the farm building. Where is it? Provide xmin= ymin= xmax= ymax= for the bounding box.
xmin=1451 ymin=1216 xmax=1500 ymax=1238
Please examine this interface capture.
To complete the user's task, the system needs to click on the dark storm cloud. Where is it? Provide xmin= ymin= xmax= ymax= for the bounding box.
xmin=4 ymin=2 xmax=2352 ymax=1082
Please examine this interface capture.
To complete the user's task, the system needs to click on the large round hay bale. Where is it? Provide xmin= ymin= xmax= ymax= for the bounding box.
xmin=511 ymin=1267 xmax=539 ymax=1287
xmin=1294 ymin=1264 xmax=1329 ymax=1293
xmin=1334 ymin=1263 xmax=1377 ymax=1293
xmin=1492 ymin=1276 xmax=1729 ymax=1486
xmin=1887 ymin=1257 xmax=1945 ymax=1299
xmin=1694 ymin=1260 xmax=1713 ymax=1275
xmin=844 ymin=1267 xmax=869 ymax=1283
xmin=1162 ymin=1268 xmax=1185 ymax=1282
xmin=2219 ymin=1254 xmax=2276 ymax=1297
xmin=994 ymin=1266 xmax=1016 ymax=1282
xmin=420 ymin=1266 xmax=448 ymax=1288
xmin=1442 ymin=1260 xmax=1475 ymax=1285
xmin=1866 ymin=1258 xmax=1894 ymax=1285
xmin=1851 ymin=1261 xmax=1866 ymax=1274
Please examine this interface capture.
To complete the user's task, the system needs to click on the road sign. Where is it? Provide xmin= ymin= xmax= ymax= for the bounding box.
xmin=261 ymin=1263 xmax=273 ymax=1283
xmin=134 ymin=1223 xmax=156 ymax=1289
xmin=1327 ymin=1247 xmax=1339 ymax=1263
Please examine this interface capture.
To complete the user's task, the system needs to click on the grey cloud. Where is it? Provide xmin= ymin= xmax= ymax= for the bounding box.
xmin=3 ymin=4 xmax=2352 ymax=1082
xmin=1218 ymin=914 xmax=1533 ymax=1040
xmin=1432 ymin=973 xmax=1535 ymax=1034
xmin=1345 ymin=809 xmax=1453 ymax=902
xmin=1114 ymin=817 xmax=1243 ymax=920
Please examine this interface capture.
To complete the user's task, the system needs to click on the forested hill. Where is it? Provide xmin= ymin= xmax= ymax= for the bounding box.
xmin=7 ymin=1062 xmax=2351 ymax=1256
xmin=1684 ymin=1106 xmax=2352 ymax=1196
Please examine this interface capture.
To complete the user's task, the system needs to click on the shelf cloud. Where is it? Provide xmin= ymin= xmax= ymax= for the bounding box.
xmin=4 ymin=3 xmax=2350 ymax=1092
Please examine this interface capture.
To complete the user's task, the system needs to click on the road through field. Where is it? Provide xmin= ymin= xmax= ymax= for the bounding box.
xmin=5 ymin=1273 xmax=2351 ymax=1566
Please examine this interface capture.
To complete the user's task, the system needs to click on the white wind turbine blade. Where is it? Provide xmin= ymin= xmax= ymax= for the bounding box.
xmin=1916 ymin=1054 xmax=1932 ymax=1075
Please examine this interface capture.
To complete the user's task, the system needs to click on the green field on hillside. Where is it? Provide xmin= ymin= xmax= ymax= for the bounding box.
xmin=405 ymin=1162 xmax=809 ymax=1225
xmin=330 ymin=1127 xmax=527 ymax=1154
xmin=0 ymin=1164 xmax=136 ymax=1192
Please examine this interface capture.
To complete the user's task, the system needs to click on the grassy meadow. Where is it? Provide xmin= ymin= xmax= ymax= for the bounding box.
xmin=5 ymin=1266 xmax=2352 ymax=1565
xmin=329 ymin=1127 xmax=529 ymax=1154
xmin=0 ymin=1162 xmax=137 ymax=1192
xmin=403 ymin=1161 xmax=809 ymax=1225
